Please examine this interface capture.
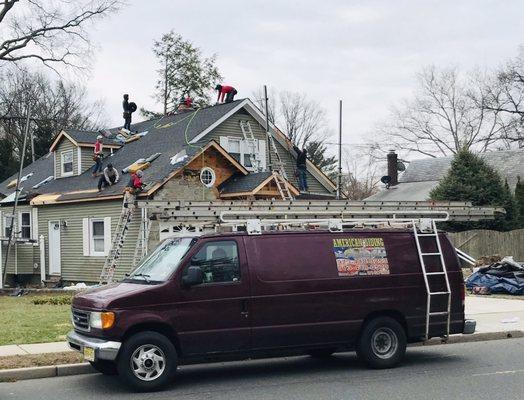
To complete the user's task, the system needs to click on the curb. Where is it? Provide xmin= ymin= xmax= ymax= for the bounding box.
xmin=1 ymin=331 xmax=522 ymax=382
xmin=0 ymin=363 xmax=94 ymax=382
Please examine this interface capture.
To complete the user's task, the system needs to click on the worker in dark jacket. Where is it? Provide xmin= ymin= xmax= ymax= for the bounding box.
xmin=293 ymin=145 xmax=309 ymax=192
xmin=215 ymin=85 xmax=237 ymax=103
xmin=123 ymin=94 xmax=132 ymax=130
xmin=98 ymin=163 xmax=120 ymax=191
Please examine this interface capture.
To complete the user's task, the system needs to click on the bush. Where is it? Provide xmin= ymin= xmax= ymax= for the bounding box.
xmin=32 ymin=296 xmax=72 ymax=306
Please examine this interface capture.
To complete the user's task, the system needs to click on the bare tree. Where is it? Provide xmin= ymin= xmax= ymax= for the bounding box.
xmin=340 ymin=149 xmax=380 ymax=200
xmin=370 ymin=66 xmax=507 ymax=159
xmin=0 ymin=67 xmax=106 ymax=178
xmin=0 ymin=0 xmax=122 ymax=71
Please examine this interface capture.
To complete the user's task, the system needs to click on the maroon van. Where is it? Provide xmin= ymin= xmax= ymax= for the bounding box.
xmin=67 ymin=229 xmax=475 ymax=391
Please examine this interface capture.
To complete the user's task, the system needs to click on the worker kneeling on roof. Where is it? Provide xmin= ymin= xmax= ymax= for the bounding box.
xmin=215 ymin=84 xmax=237 ymax=104
xmin=123 ymin=170 xmax=146 ymax=208
xmin=98 ymin=163 xmax=120 ymax=192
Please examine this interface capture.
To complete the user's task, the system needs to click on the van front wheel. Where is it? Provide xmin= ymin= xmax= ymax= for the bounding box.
xmin=357 ymin=316 xmax=406 ymax=369
xmin=117 ymin=331 xmax=177 ymax=392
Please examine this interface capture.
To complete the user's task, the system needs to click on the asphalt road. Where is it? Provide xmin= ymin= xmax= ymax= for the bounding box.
xmin=2 ymin=338 xmax=524 ymax=400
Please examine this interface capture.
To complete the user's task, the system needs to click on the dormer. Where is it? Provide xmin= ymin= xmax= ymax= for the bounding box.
xmin=49 ymin=130 xmax=121 ymax=179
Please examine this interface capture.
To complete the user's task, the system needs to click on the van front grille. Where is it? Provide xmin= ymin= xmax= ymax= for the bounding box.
xmin=72 ymin=308 xmax=90 ymax=332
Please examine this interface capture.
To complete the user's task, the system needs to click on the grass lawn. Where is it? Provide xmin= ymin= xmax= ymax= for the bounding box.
xmin=0 ymin=294 xmax=73 ymax=346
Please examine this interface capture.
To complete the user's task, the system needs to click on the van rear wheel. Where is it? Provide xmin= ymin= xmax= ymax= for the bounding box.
xmin=117 ymin=331 xmax=177 ymax=392
xmin=357 ymin=316 xmax=406 ymax=369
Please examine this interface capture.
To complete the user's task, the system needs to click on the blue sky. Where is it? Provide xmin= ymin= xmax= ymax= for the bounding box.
xmin=85 ymin=0 xmax=524 ymax=151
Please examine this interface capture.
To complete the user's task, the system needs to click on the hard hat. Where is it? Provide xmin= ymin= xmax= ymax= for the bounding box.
xmin=97 ymin=135 xmax=103 ymax=140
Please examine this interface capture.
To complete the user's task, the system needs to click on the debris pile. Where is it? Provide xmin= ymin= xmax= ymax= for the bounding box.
xmin=466 ymin=256 xmax=524 ymax=295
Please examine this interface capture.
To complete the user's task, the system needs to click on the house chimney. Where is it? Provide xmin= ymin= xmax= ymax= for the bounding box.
xmin=387 ymin=150 xmax=398 ymax=186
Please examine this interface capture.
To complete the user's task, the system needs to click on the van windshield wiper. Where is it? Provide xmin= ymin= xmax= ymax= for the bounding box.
xmin=130 ymin=273 xmax=151 ymax=283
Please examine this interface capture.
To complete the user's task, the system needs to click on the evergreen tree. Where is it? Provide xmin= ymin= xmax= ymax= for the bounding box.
xmin=515 ymin=176 xmax=524 ymax=228
xmin=146 ymin=31 xmax=223 ymax=116
xmin=305 ymin=140 xmax=337 ymax=180
xmin=430 ymin=149 xmax=518 ymax=231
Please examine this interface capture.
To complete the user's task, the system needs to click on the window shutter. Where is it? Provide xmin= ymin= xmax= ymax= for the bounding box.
xmin=219 ymin=136 xmax=229 ymax=151
xmin=82 ymin=218 xmax=90 ymax=256
xmin=31 ymin=208 xmax=38 ymax=240
xmin=258 ymin=139 xmax=267 ymax=170
xmin=104 ymin=217 xmax=112 ymax=256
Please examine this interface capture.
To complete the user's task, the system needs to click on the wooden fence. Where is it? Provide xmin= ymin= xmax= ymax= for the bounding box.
xmin=448 ymin=229 xmax=524 ymax=262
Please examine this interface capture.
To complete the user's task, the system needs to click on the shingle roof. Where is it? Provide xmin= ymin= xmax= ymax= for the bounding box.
xmin=0 ymin=153 xmax=55 ymax=199
xmin=63 ymin=129 xmax=116 ymax=145
xmin=219 ymin=172 xmax=273 ymax=194
xmin=0 ymin=100 xmax=244 ymax=201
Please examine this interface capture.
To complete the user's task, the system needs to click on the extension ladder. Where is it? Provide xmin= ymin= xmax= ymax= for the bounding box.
xmin=132 ymin=211 xmax=151 ymax=269
xmin=412 ymin=219 xmax=452 ymax=340
xmin=265 ymin=130 xmax=294 ymax=200
xmin=239 ymin=121 xmax=260 ymax=172
xmin=99 ymin=197 xmax=134 ymax=284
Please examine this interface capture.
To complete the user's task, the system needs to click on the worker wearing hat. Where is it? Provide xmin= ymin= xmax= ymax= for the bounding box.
xmin=92 ymin=135 xmax=104 ymax=177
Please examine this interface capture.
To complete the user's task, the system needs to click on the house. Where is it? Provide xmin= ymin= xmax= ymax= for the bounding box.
xmin=367 ymin=149 xmax=524 ymax=201
xmin=0 ymin=98 xmax=336 ymax=287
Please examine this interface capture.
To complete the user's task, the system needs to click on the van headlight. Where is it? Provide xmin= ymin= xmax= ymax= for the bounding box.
xmin=90 ymin=311 xmax=115 ymax=330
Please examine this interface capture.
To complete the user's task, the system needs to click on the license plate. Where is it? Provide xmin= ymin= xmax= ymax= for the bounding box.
xmin=83 ymin=347 xmax=95 ymax=362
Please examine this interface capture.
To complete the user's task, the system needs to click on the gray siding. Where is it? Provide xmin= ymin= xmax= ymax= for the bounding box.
xmin=0 ymin=205 xmax=38 ymax=275
xmin=37 ymin=200 xmax=140 ymax=283
xmin=197 ymin=111 xmax=331 ymax=194
xmin=80 ymin=146 xmax=113 ymax=173
xmin=54 ymin=138 xmax=78 ymax=178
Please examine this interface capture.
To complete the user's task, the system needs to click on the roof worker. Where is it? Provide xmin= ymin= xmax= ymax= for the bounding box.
xmin=123 ymin=94 xmax=137 ymax=131
xmin=98 ymin=163 xmax=120 ymax=192
xmin=177 ymin=94 xmax=193 ymax=112
xmin=293 ymin=145 xmax=309 ymax=193
xmin=123 ymin=170 xmax=146 ymax=208
xmin=215 ymin=84 xmax=237 ymax=104
xmin=91 ymin=135 xmax=104 ymax=177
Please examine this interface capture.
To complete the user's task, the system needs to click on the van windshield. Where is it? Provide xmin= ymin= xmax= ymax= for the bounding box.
xmin=126 ymin=237 xmax=197 ymax=283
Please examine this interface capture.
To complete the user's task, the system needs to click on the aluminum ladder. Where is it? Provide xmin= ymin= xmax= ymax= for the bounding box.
xmin=266 ymin=129 xmax=294 ymax=200
xmin=99 ymin=198 xmax=134 ymax=284
xmin=239 ymin=120 xmax=260 ymax=172
xmin=131 ymin=212 xmax=151 ymax=269
xmin=412 ymin=219 xmax=452 ymax=340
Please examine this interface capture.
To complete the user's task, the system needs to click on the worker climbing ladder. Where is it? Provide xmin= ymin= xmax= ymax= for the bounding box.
xmin=99 ymin=197 xmax=135 ymax=284
xmin=239 ymin=120 xmax=262 ymax=172
xmin=412 ymin=219 xmax=452 ymax=340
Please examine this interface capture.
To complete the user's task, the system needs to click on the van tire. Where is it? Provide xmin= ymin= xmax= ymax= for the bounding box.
xmin=357 ymin=316 xmax=406 ymax=369
xmin=89 ymin=360 xmax=118 ymax=375
xmin=117 ymin=331 xmax=177 ymax=392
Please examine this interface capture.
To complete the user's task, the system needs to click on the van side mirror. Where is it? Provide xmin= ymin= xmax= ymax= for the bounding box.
xmin=182 ymin=266 xmax=204 ymax=287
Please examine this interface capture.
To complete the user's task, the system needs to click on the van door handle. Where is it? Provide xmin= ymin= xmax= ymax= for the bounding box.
xmin=240 ymin=299 xmax=249 ymax=319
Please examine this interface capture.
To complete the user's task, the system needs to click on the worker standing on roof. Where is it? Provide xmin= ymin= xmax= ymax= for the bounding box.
xmin=92 ymin=135 xmax=104 ymax=177
xmin=123 ymin=94 xmax=137 ymax=130
xmin=293 ymin=145 xmax=309 ymax=192
xmin=98 ymin=163 xmax=120 ymax=192
xmin=215 ymin=85 xmax=237 ymax=104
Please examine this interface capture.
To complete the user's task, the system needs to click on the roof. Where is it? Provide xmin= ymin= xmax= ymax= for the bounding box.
xmin=0 ymin=100 xmax=244 ymax=203
xmin=367 ymin=149 xmax=524 ymax=202
xmin=219 ymin=172 xmax=273 ymax=194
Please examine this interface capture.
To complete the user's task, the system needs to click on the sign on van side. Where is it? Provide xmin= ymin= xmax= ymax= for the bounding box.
xmin=332 ymin=237 xmax=390 ymax=277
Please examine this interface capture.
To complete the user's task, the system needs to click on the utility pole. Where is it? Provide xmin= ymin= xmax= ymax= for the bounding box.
xmin=2 ymin=101 xmax=31 ymax=285
xmin=264 ymin=85 xmax=272 ymax=170
xmin=337 ymin=100 xmax=343 ymax=199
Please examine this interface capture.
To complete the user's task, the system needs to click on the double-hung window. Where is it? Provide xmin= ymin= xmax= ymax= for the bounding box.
xmin=220 ymin=136 xmax=266 ymax=171
xmin=82 ymin=217 xmax=111 ymax=257
xmin=61 ymin=150 xmax=74 ymax=176
xmin=3 ymin=214 xmax=14 ymax=238
xmin=20 ymin=212 xmax=31 ymax=239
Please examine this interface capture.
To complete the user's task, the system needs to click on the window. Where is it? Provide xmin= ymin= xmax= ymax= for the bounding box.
xmin=83 ymin=217 xmax=110 ymax=257
xmin=20 ymin=212 xmax=31 ymax=239
xmin=185 ymin=241 xmax=240 ymax=284
xmin=91 ymin=220 xmax=105 ymax=254
xmin=61 ymin=150 xmax=73 ymax=176
xmin=3 ymin=214 xmax=14 ymax=237
xmin=220 ymin=136 xmax=267 ymax=171
xmin=200 ymin=167 xmax=216 ymax=188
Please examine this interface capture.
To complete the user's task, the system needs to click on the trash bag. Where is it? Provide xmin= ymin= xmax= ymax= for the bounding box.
xmin=466 ymin=256 xmax=524 ymax=295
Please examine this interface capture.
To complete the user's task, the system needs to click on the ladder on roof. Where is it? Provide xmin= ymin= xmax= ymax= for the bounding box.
xmin=99 ymin=196 xmax=135 ymax=284
xmin=239 ymin=121 xmax=260 ymax=172
xmin=266 ymin=129 xmax=293 ymax=200
xmin=412 ymin=219 xmax=451 ymax=340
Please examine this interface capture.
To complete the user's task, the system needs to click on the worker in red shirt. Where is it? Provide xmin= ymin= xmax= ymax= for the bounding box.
xmin=215 ymin=85 xmax=237 ymax=103
xmin=91 ymin=135 xmax=104 ymax=177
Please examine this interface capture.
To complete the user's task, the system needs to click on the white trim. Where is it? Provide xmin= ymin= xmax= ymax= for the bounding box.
xmin=77 ymin=147 xmax=82 ymax=175
xmin=82 ymin=218 xmax=90 ymax=256
xmin=89 ymin=218 xmax=106 ymax=257
xmin=60 ymin=149 xmax=74 ymax=177
xmin=53 ymin=152 xmax=56 ymax=179
xmin=48 ymin=220 xmax=61 ymax=275
xmin=18 ymin=211 xmax=32 ymax=240
xmin=103 ymin=217 xmax=111 ymax=256
xmin=200 ymin=167 xmax=216 ymax=188
xmin=189 ymin=98 xmax=336 ymax=192
xmin=31 ymin=208 xmax=38 ymax=240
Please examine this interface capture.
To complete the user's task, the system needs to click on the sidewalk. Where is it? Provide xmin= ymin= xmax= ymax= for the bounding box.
xmin=0 ymin=296 xmax=523 ymax=358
